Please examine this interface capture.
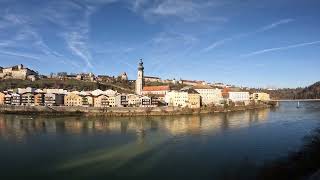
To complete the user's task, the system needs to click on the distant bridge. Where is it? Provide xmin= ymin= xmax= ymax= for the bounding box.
xmin=269 ymin=99 xmax=320 ymax=102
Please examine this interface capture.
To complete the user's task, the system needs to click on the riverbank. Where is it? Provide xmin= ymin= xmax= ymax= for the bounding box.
xmin=0 ymin=103 xmax=271 ymax=117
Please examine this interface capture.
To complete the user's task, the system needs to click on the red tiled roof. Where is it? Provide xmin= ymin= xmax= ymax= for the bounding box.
xmin=143 ymin=86 xmax=170 ymax=91
xmin=222 ymin=87 xmax=229 ymax=98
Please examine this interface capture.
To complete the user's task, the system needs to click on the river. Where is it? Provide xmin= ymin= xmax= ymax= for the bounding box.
xmin=0 ymin=102 xmax=320 ymax=179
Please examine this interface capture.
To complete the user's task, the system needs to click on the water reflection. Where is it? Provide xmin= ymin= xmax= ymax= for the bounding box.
xmin=1 ymin=103 xmax=319 ymax=179
xmin=0 ymin=109 xmax=270 ymax=143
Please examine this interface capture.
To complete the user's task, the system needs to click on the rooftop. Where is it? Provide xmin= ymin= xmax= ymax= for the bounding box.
xmin=181 ymin=88 xmax=200 ymax=94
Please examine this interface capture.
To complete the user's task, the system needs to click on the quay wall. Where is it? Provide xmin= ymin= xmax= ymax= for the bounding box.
xmin=0 ymin=104 xmax=271 ymax=117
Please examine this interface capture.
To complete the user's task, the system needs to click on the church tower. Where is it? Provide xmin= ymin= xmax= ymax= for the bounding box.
xmin=135 ymin=59 xmax=144 ymax=95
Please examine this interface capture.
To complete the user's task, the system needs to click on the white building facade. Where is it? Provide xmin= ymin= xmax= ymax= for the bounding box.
xmin=194 ymin=87 xmax=223 ymax=106
xmin=228 ymin=92 xmax=250 ymax=102
xmin=165 ymin=91 xmax=189 ymax=107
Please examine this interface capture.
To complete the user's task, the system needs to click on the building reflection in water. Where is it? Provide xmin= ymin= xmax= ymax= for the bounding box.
xmin=0 ymin=109 xmax=270 ymax=142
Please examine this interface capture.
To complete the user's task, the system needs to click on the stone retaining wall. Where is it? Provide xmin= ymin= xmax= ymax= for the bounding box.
xmin=0 ymin=104 xmax=270 ymax=117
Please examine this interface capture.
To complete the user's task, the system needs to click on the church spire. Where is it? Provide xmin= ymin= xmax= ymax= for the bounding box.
xmin=138 ymin=59 xmax=144 ymax=71
xmin=135 ymin=59 xmax=144 ymax=95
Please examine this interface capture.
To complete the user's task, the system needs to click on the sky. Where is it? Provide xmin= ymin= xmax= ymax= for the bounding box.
xmin=0 ymin=0 xmax=319 ymax=88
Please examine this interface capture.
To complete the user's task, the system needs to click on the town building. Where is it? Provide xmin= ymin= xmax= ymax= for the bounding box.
xmin=144 ymin=76 xmax=161 ymax=82
xmin=96 ymin=75 xmax=114 ymax=83
xmin=93 ymin=95 xmax=109 ymax=107
xmin=21 ymin=92 xmax=35 ymax=106
xmin=251 ymin=93 xmax=270 ymax=102
xmin=64 ymin=93 xmax=83 ymax=107
xmin=127 ymin=94 xmax=140 ymax=107
xmin=17 ymin=87 xmax=36 ymax=94
xmin=118 ymin=72 xmax=128 ymax=81
xmin=179 ymin=80 xmax=206 ymax=86
xmin=34 ymin=93 xmax=44 ymax=106
xmin=4 ymin=94 xmax=12 ymax=105
xmin=140 ymin=96 xmax=158 ymax=107
xmin=115 ymin=94 xmax=128 ymax=107
xmin=194 ymin=85 xmax=223 ymax=106
xmin=44 ymin=94 xmax=64 ymax=106
xmin=0 ymin=92 xmax=5 ymax=105
xmin=162 ymin=79 xmax=177 ymax=84
xmin=165 ymin=91 xmax=189 ymax=107
xmin=0 ymin=64 xmax=38 ymax=80
xmin=11 ymin=93 xmax=21 ymax=106
xmin=81 ymin=95 xmax=94 ymax=107
xmin=165 ymin=89 xmax=201 ymax=108
xmin=107 ymin=96 xmax=116 ymax=107
xmin=79 ymin=91 xmax=94 ymax=107
xmin=76 ymin=73 xmax=95 ymax=82
xmin=142 ymin=85 xmax=170 ymax=95
xmin=184 ymin=89 xmax=201 ymax=109
xmin=228 ymin=92 xmax=250 ymax=103
xmin=135 ymin=59 xmax=144 ymax=95
xmin=222 ymin=87 xmax=229 ymax=99
xmin=211 ymin=82 xmax=226 ymax=88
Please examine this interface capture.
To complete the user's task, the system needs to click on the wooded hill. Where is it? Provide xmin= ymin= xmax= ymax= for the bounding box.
xmin=0 ymin=79 xmax=135 ymax=93
xmin=264 ymin=81 xmax=320 ymax=100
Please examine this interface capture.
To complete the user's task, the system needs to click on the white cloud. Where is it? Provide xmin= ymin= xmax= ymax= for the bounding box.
xmin=258 ymin=19 xmax=294 ymax=32
xmin=0 ymin=50 xmax=41 ymax=61
xmin=242 ymin=40 xmax=320 ymax=57
xmin=131 ymin=0 xmax=148 ymax=11
xmin=132 ymin=0 xmax=226 ymax=23
xmin=203 ymin=18 xmax=295 ymax=52
xmin=64 ymin=31 xmax=93 ymax=68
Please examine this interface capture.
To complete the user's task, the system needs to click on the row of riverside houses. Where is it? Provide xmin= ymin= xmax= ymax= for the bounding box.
xmin=0 ymin=86 xmax=270 ymax=108
xmin=141 ymin=85 xmax=271 ymax=108
xmin=0 ymin=88 xmax=163 ymax=108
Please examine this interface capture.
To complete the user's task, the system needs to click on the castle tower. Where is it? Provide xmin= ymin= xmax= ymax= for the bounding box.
xmin=135 ymin=59 xmax=144 ymax=95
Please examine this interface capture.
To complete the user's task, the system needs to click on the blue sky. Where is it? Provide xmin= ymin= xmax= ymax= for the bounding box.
xmin=0 ymin=0 xmax=319 ymax=88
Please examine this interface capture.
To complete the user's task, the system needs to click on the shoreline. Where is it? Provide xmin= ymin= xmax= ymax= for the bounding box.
xmin=0 ymin=104 xmax=271 ymax=117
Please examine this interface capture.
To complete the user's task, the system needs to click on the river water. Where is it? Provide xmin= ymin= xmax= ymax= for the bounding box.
xmin=0 ymin=102 xmax=320 ymax=179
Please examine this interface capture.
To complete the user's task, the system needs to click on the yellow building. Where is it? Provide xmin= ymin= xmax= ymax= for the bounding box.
xmin=165 ymin=91 xmax=188 ymax=107
xmin=0 ymin=92 xmax=5 ymax=105
xmin=107 ymin=96 xmax=116 ymax=107
xmin=82 ymin=95 xmax=94 ymax=107
xmin=188 ymin=93 xmax=201 ymax=109
xmin=64 ymin=93 xmax=83 ymax=106
xmin=34 ymin=93 xmax=44 ymax=106
xmin=93 ymin=95 xmax=109 ymax=107
xmin=166 ymin=89 xmax=201 ymax=108
xmin=252 ymin=93 xmax=270 ymax=102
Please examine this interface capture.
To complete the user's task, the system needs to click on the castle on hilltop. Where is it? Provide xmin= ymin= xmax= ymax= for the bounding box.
xmin=0 ymin=64 xmax=38 ymax=81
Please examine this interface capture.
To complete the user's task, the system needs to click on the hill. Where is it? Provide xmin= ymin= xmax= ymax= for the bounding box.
xmin=263 ymin=81 xmax=320 ymax=100
xmin=296 ymin=81 xmax=320 ymax=99
xmin=0 ymin=79 xmax=134 ymax=93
